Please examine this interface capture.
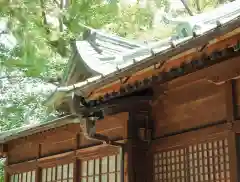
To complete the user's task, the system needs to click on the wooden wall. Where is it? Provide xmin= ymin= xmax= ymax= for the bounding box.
xmin=7 ymin=124 xmax=80 ymax=164
xmin=152 ymin=79 xmax=226 ymax=137
xmin=96 ymin=112 xmax=128 ymax=140
xmin=7 ymin=112 xmax=129 ymax=165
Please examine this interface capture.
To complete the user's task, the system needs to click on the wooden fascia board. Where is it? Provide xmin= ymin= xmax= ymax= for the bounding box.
xmin=151 ymin=123 xmax=229 ymax=152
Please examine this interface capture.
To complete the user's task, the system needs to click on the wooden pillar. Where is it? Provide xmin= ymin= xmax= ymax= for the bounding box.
xmin=74 ymin=133 xmax=80 ymax=182
xmin=36 ymin=143 xmax=41 ymax=182
xmin=225 ymin=80 xmax=236 ymax=124
xmin=228 ymin=132 xmax=238 ymax=182
xmin=127 ymin=107 xmax=151 ymax=182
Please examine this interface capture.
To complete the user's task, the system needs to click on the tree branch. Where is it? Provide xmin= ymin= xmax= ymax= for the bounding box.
xmin=39 ymin=0 xmax=50 ymax=34
xmin=180 ymin=0 xmax=194 ymax=16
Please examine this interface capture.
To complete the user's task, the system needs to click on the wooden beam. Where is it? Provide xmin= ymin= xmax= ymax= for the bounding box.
xmin=78 ymin=96 xmax=152 ymax=117
xmin=151 ymin=123 xmax=229 ymax=151
xmin=228 ymin=131 xmax=238 ymax=182
xmin=225 ymin=80 xmax=236 ymax=124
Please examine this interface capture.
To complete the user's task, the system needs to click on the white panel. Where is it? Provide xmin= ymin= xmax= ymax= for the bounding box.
xmin=47 ymin=168 xmax=52 ymax=182
xmin=101 ymin=174 xmax=107 ymax=182
xmin=22 ymin=173 xmax=27 ymax=182
xmin=109 ymin=155 xmax=115 ymax=172
xmin=31 ymin=171 xmax=35 ymax=182
xmin=63 ymin=164 xmax=68 ymax=179
xmin=69 ymin=163 xmax=74 ymax=178
xmin=95 ymin=159 xmax=99 ymax=175
xmin=109 ymin=173 xmax=115 ymax=182
xmin=88 ymin=177 xmax=93 ymax=182
xmin=88 ymin=160 xmax=94 ymax=176
xmin=101 ymin=157 xmax=108 ymax=173
xmin=19 ymin=174 xmax=22 ymax=182
xmin=81 ymin=178 xmax=86 ymax=182
xmin=117 ymin=172 xmax=120 ymax=182
xmin=81 ymin=161 xmax=87 ymax=177
xmin=117 ymin=154 xmax=121 ymax=171
xmin=14 ymin=174 xmax=18 ymax=182
xmin=42 ymin=169 xmax=46 ymax=182
xmin=95 ymin=176 xmax=99 ymax=182
xmin=10 ymin=175 xmax=14 ymax=182
xmin=27 ymin=172 xmax=31 ymax=182
xmin=57 ymin=165 xmax=62 ymax=180
xmin=52 ymin=167 xmax=56 ymax=181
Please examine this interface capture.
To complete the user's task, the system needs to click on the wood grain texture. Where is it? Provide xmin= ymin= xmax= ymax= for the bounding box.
xmin=153 ymin=79 xmax=226 ymax=137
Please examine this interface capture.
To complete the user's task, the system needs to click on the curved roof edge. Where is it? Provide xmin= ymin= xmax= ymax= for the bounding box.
xmin=45 ymin=14 xmax=240 ymax=109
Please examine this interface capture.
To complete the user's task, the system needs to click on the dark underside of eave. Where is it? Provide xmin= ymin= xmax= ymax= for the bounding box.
xmin=72 ymin=41 xmax=240 ymax=113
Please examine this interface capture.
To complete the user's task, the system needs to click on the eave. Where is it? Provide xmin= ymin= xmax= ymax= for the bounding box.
xmin=46 ymin=15 xmax=240 ymax=111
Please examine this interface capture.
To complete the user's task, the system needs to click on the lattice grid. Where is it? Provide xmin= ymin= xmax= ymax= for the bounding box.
xmin=154 ymin=138 xmax=230 ymax=182
xmin=80 ymin=154 xmax=121 ymax=182
xmin=10 ymin=171 xmax=35 ymax=182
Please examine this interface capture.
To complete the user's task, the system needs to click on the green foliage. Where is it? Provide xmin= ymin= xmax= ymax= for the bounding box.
xmin=0 ymin=0 xmax=231 ymax=181
xmin=187 ymin=0 xmax=230 ymax=13
xmin=0 ymin=0 xmax=156 ymax=131
xmin=105 ymin=2 xmax=155 ymax=38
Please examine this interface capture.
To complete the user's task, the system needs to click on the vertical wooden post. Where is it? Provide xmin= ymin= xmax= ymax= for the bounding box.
xmin=225 ymin=80 xmax=236 ymax=124
xmin=228 ymin=132 xmax=238 ymax=182
xmin=125 ymin=140 xmax=133 ymax=182
xmin=75 ymin=133 xmax=80 ymax=182
xmin=35 ymin=143 xmax=41 ymax=182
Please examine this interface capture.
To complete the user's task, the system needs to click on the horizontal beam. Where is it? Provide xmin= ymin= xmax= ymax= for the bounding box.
xmin=77 ymin=96 xmax=152 ymax=117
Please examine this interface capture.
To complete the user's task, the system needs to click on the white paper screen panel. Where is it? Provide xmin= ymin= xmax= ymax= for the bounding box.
xmin=80 ymin=154 xmax=121 ymax=182
xmin=42 ymin=163 xmax=74 ymax=182
xmin=154 ymin=138 xmax=230 ymax=182
xmin=10 ymin=171 xmax=35 ymax=182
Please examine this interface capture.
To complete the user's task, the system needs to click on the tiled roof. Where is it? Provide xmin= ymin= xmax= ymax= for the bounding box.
xmin=46 ymin=1 xmax=240 ymax=109
xmin=46 ymin=14 xmax=240 ymax=108
xmin=75 ymin=29 xmax=173 ymax=76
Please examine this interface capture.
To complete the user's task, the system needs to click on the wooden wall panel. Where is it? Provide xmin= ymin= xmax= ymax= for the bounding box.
xmin=153 ymin=80 xmax=226 ymax=137
xmin=95 ymin=112 xmax=128 ymax=140
xmin=7 ymin=124 xmax=81 ymax=164
xmin=41 ymin=138 xmax=76 ymax=157
xmin=79 ymin=136 xmax=101 ymax=148
xmin=234 ymin=79 xmax=240 ymax=118
xmin=8 ymin=142 xmax=38 ymax=164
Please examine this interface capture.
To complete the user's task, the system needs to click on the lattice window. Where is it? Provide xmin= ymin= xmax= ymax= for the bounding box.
xmin=42 ymin=163 xmax=74 ymax=182
xmin=153 ymin=138 xmax=230 ymax=182
xmin=154 ymin=149 xmax=186 ymax=182
xmin=80 ymin=154 xmax=121 ymax=182
xmin=10 ymin=171 xmax=35 ymax=182
xmin=188 ymin=139 xmax=230 ymax=182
